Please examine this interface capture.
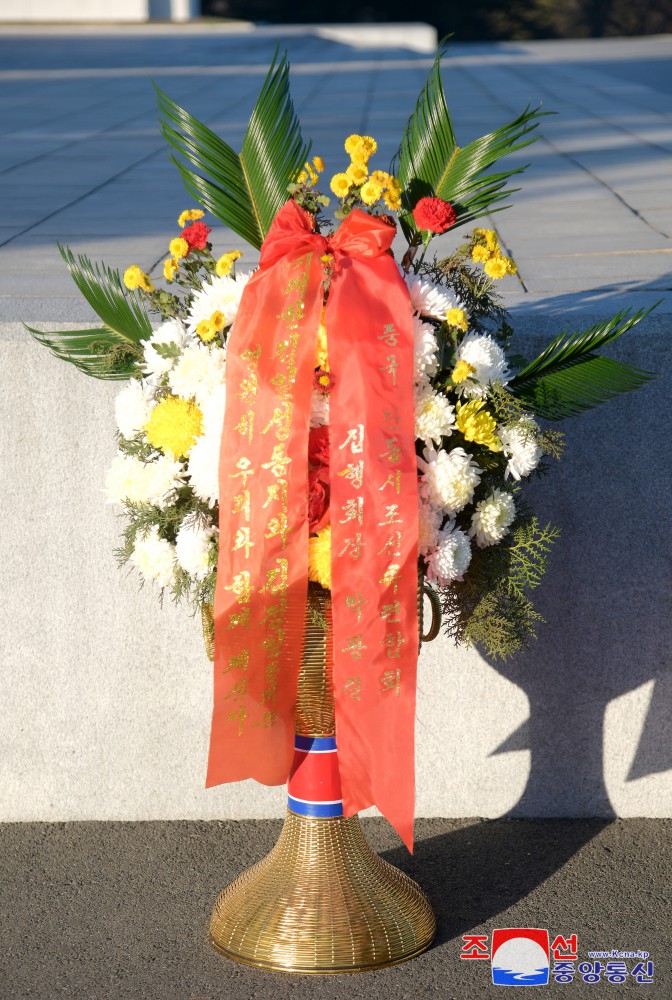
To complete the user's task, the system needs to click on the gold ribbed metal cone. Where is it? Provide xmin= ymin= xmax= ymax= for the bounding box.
xmin=209 ymin=583 xmax=436 ymax=973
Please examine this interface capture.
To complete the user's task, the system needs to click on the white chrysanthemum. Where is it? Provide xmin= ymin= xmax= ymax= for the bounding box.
xmin=499 ymin=420 xmax=543 ymax=481
xmin=454 ymin=333 xmax=509 ymax=398
xmin=418 ymin=497 xmax=442 ymax=557
xmin=418 ymin=446 xmax=481 ymax=515
xmin=143 ymin=456 xmax=184 ymax=509
xmin=469 ymin=489 xmax=516 ymax=548
xmin=168 ymin=344 xmax=226 ymax=406
xmin=187 ymin=432 xmax=221 ymax=507
xmin=105 ymin=454 xmax=150 ymax=505
xmin=414 ymin=387 xmax=455 ymax=447
xmin=404 ymin=273 xmax=456 ymax=320
xmin=185 ymin=383 xmax=226 ymax=507
xmin=175 ymin=517 xmax=216 ymax=581
xmin=186 ymin=272 xmax=251 ymax=336
xmin=143 ymin=318 xmax=190 ymax=378
xmin=114 ymin=379 xmax=154 ymax=439
xmin=130 ymin=526 xmax=177 ymax=588
xmin=310 ymin=390 xmax=330 ymax=428
xmin=104 ymin=454 xmax=183 ymax=508
xmin=413 ymin=315 xmax=439 ymax=384
xmin=426 ymin=522 xmax=472 ymax=584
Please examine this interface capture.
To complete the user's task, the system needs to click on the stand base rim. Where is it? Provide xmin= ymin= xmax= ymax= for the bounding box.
xmin=209 ymin=934 xmax=436 ymax=974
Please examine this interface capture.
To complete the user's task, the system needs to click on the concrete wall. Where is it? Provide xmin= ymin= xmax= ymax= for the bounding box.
xmin=2 ymin=314 xmax=670 ymax=825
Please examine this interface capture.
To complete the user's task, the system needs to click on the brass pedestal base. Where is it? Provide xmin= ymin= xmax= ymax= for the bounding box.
xmin=210 ymin=810 xmax=436 ymax=973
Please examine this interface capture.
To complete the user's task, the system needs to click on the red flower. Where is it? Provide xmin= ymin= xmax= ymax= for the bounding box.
xmin=412 ymin=196 xmax=456 ymax=234
xmin=181 ymin=221 xmax=212 ymax=251
xmin=308 ymin=426 xmax=330 ymax=470
xmin=308 ymin=470 xmax=330 ymax=532
xmin=313 ymin=368 xmax=334 ymax=395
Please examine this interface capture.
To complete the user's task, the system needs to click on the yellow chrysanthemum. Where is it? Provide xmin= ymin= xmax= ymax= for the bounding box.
xmin=504 ymin=256 xmax=517 ymax=276
xmin=330 ymin=173 xmax=351 ymax=198
xmin=123 ymin=265 xmax=153 ymax=293
xmin=383 ymin=192 xmax=402 ymax=212
xmin=312 ymin=155 xmax=325 ymax=173
xmin=297 ymin=169 xmax=308 ymax=183
xmin=144 ymin=395 xmax=203 ymax=458
xmin=475 ymin=228 xmax=499 ymax=252
xmin=484 ymin=255 xmax=509 ymax=280
xmin=308 ymin=525 xmax=331 ymax=590
xmin=455 ymin=399 xmax=501 ymax=452
xmin=169 ymin=237 xmax=189 ymax=260
xmin=196 ymin=319 xmax=217 ymax=343
xmin=163 ymin=257 xmax=179 ymax=282
xmin=360 ymin=181 xmax=383 ymax=206
xmin=369 ymin=169 xmax=388 ymax=186
xmin=471 ymin=244 xmax=492 ymax=264
xmin=344 ymin=133 xmax=363 ymax=156
xmin=315 ymin=308 xmax=329 ymax=369
xmin=446 ymin=307 xmax=468 ymax=332
xmin=451 ymin=359 xmax=476 ymax=384
xmin=177 ymin=208 xmax=204 ymax=228
xmin=345 ymin=161 xmax=368 ymax=186
xmin=215 ymin=249 xmax=242 ymax=277
xmin=210 ymin=310 xmax=226 ymax=331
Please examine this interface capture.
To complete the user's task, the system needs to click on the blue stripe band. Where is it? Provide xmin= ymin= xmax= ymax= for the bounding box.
xmin=294 ymin=735 xmax=337 ymax=753
xmin=288 ymin=796 xmax=344 ymax=818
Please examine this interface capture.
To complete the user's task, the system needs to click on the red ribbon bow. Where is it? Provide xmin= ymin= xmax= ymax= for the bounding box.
xmin=209 ymin=200 xmax=419 ymax=849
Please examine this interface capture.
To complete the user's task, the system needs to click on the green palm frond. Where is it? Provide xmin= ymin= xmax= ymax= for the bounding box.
xmin=24 ymin=244 xmax=151 ymax=379
xmin=156 ymin=50 xmax=310 ymax=249
xmin=393 ymin=48 xmax=547 ymax=240
xmin=509 ymin=308 xmax=657 ymax=419
xmin=24 ymin=325 xmax=142 ymax=379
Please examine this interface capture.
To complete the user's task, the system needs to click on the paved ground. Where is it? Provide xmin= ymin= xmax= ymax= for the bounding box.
xmin=1 ymin=817 xmax=670 ymax=999
xmin=1 ymin=28 xmax=671 ymax=322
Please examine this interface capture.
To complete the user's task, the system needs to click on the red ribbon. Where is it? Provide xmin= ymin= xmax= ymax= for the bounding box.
xmin=209 ymin=200 xmax=419 ymax=849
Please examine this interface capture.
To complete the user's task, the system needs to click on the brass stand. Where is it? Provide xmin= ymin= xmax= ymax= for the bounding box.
xmin=209 ymin=584 xmax=436 ymax=973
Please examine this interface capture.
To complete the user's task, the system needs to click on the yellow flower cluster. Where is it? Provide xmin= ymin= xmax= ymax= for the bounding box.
xmin=329 ymin=134 xmax=402 ymax=211
xmin=455 ymin=399 xmax=501 ymax=452
xmin=177 ymin=208 xmax=204 ymax=228
xmin=308 ymin=525 xmax=331 ymax=590
xmin=215 ymin=249 xmax=242 ymax=277
xmin=297 ymin=155 xmax=325 ymax=186
xmin=163 ymin=257 xmax=179 ymax=282
xmin=471 ymin=228 xmax=517 ymax=280
xmin=446 ymin=307 xmax=468 ymax=332
xmin=144 ymin=395 xmax=203 ymax=458
xmin=451 ymin=359 xmax=476 ymax=384
xmin=196 ymin=310 xmax=226 ymax=344
xmin=123 ymin=265 xmax=154 ymax=293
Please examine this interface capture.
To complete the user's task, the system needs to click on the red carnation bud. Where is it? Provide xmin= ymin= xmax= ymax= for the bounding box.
xmin=412 ymin=196 xmax=457 ymax=235
xmin=308 ymin=425 xmax=330 ymax=470
xmin=181 ymin=220 xmax=212 ymax=251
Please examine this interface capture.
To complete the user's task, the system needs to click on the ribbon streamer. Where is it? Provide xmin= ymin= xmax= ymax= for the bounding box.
xmin=208 ymin=200 xmax=419 ymax=849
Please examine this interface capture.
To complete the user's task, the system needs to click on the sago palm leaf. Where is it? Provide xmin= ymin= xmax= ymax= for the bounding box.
xmin=24 ymin=325 xmax=142 ymax=380
xmin=509 ymin=308 xmax=656 ymax=419
xmin=156 ymin=50 xmax=310 ymax=249
xmin=393 ymin=48 xmax=546 ymax=240
xmin=24 ymin=244 xmax=150 ymax=379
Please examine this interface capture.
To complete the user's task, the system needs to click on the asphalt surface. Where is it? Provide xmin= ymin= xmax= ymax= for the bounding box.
xmin=1 ymin=818 xmax=670 ymax=999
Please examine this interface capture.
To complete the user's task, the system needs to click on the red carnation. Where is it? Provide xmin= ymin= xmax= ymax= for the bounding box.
xmin=412 ymin=196 xmax=456 ymax=234
xmin=308 ymin=470 xmax=330 ymax=532
xmin=308 ymin=426 xmax=330 ymax=470
xmin=181 ymin=220 xmax=212 ymax=251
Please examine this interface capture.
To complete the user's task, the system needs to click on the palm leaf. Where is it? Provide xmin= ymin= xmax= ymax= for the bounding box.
xmin=24 ymin=324 xmax=142 ymax=380
xmin=509 ymin=308 xmax=657 ymax=419
xmin=24 ymin=243 xmax=151 ymax=379
xmin=393 ymin=48 xmax=547 ymax=240
xmin=156 ymin=50 xmax=310 ymax=249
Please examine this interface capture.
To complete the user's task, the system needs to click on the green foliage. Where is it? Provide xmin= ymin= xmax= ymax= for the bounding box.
xmin=25 ymin=245 xmax=152 ymax=380
xmin=440 ymin=515 xmax=560 ymax=659
xmin=393 ymin=46 xmax=547 ymax=241
xmin=156 ymin=50 xmax=310 ymax=249
xmin=509 ymin=307 xmax=657 ymax=419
